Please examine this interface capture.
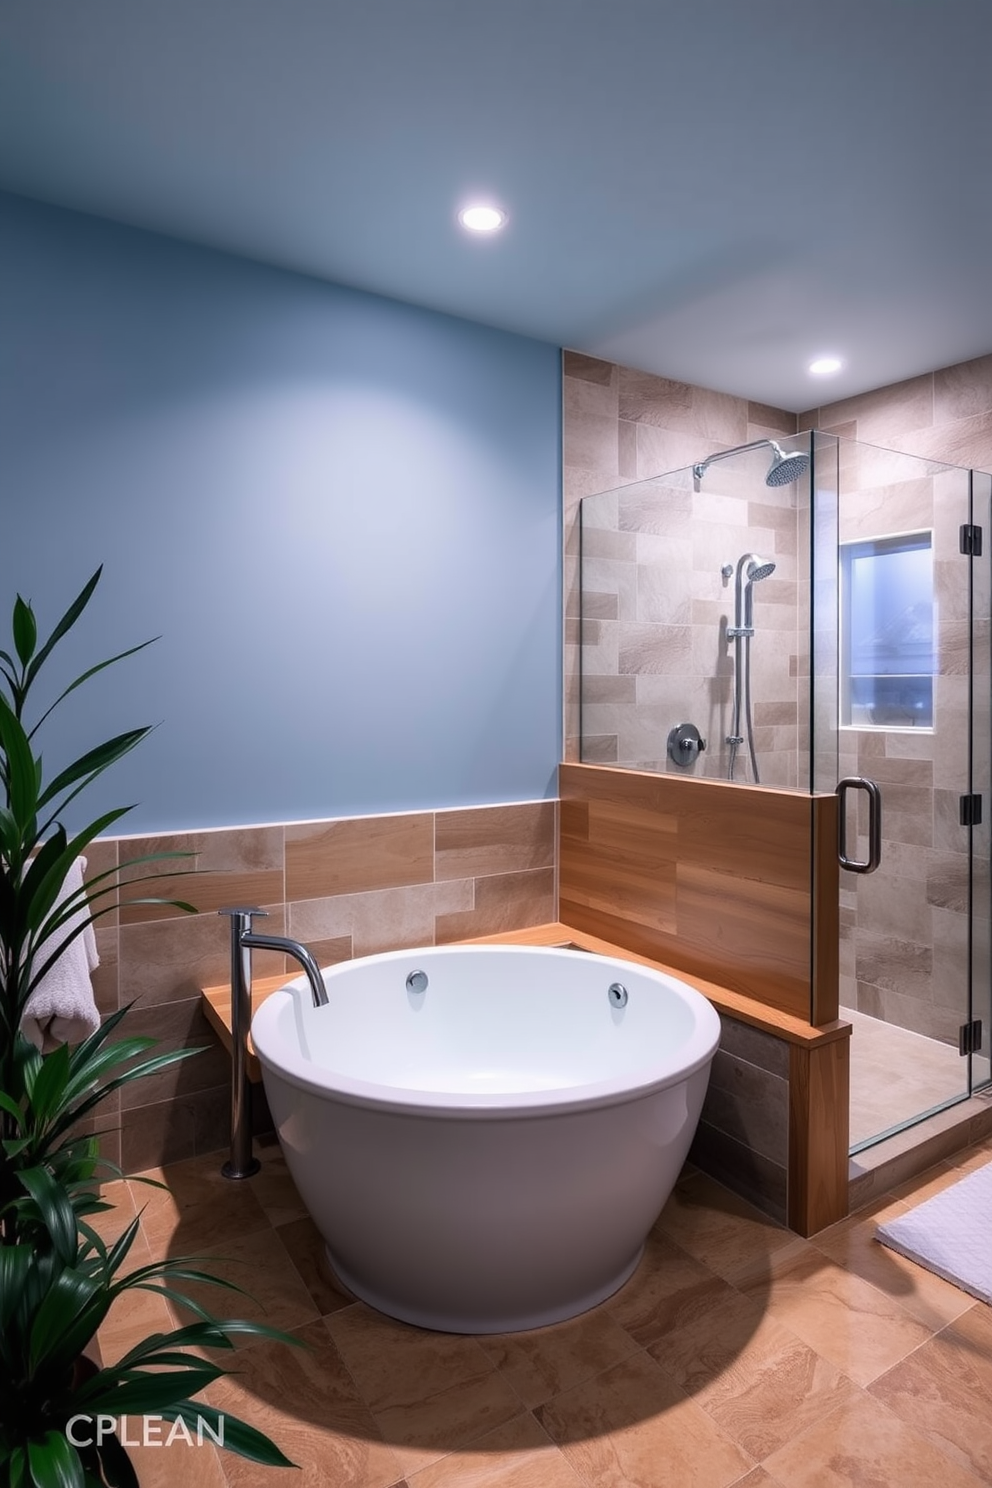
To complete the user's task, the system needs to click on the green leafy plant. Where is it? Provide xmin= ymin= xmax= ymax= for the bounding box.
xmin=1 ymin=1206 xmax=299 ymax=1486
xmin=0 ymin=570 xmax=300 ymax=1485
xmin=0 ymin=1010 xmax=197 ymax=1250
xmin=0 ymin=566 xmax=198 ymax=1242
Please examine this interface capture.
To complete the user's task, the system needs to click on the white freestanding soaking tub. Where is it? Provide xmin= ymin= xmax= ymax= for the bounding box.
xmin=251 ymin=943 xmax=720 ymax=1332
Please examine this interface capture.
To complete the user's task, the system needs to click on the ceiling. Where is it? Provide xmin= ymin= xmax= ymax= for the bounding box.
xmin=2 ymin=0 xmax=991 ymax=412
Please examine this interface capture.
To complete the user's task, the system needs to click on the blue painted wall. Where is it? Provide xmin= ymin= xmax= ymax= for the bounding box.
xmin=0 ymin=192 xmax=562 ymax=833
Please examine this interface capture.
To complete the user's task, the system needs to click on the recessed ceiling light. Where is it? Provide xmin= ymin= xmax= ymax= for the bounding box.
xmin=458 ymin=204 xmax=507 ymax=233
xmin=808 ymin=356 xmax=843 ymax=376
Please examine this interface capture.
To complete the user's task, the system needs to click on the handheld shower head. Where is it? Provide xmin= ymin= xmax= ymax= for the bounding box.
xmin=730 ymin=553 xmax=776 ymax=635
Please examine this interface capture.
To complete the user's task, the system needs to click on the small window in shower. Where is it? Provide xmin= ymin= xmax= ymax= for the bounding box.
xmin=840 ymin=530 xmax=934 ymax=729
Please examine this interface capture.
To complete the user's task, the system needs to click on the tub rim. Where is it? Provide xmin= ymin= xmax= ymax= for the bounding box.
xmin=251 ymin=943 xmax=721 ymax=1120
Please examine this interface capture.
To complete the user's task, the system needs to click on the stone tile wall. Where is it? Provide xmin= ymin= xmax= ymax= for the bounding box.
xmin=85 ymin=800 xmax=556 ymax=1173
xmin=800 ymin=355 xmax=992 ymax=473
xmin=562 ymin=352 xmax=801 ymax=781
xmin=690 ymin=1014 xmax=790 ymax=1224
xmin=578 ymin=463 xmax=804 ymax=786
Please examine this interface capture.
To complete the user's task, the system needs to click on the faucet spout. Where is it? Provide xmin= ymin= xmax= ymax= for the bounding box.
xmin=218 ymin=906 xmax=328 ymax=1180
xmin=241 ymin=930 xmax=328 ymax=1009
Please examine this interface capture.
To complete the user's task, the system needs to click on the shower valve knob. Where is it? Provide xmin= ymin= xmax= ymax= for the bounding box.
xmin=667 ymin=723 xmax=706 ymax=768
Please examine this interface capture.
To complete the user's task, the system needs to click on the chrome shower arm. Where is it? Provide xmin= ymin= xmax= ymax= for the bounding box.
xmin=694 ymin=438 xmax=808 ymax=488
xmin=693 ymin=439 xmax=777 ymax=482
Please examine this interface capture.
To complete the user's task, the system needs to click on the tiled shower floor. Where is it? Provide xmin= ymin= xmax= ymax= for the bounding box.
xmin=844 ymin=1007 xmax=976 ymax=1148
xmin=94 ymin=1133 xmax=992 ymax=1487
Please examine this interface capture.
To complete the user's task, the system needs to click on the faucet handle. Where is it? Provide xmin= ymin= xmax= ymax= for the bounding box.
xmin=218 ymin=906 xmax=269 ymax=919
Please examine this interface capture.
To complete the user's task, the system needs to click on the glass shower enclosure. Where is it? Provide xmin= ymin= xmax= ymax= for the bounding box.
xmin=578 ymin=431 xmax=992 ymax=1152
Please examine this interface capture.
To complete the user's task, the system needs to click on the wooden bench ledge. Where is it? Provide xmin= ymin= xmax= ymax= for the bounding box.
xmin=200 ymin=974 xmax=288 ymax=1083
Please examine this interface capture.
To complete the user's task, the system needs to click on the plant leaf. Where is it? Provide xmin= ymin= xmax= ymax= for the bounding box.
xmin=47 ymin=1048 xmax=204 ymax=1138
xmin=28 ymin=637 xmax=158 ymax=742
xmin=0 ymin=1242 xmax=34 ymax=1330
xmin=78 ymin=1368 xmax=224 ymax=1416
xmin=16 ymin=1037 xmax=45 ymax=1103
xmin=102 ymin=1213 xmax=142 ymax=1277
xmin=27 ymin=1040 xmax=71 ymax=1126
xmin=0 ymin=691 xmax=39 ymax=832
xmin=17 ymin=824 xmax=71 ymax=935
xmin=91 ymin=1429 xmax=140 ymax=1488
xmin=17 ymin=1164 xmax=78 ymax=1263
xmin=163 ymin=1404 xmax=298 ymax=1467
xmin=36 ymin=729 xmax=151 ymax=811
xmin=23 ymin=566 xmax=102 ymax=689
xmin=29 ymin=1264 xmax=106 ymax=1371
xmin=12 ymin=596 xmax=37 ymax=669
xmin=26 ymin=1430 xmax=85 ymax=1488
xmin=7 ymin=1445 xmax=29 ymax=1488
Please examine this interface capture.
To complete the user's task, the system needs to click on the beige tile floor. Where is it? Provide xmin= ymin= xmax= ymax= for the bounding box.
xmin=90 ymin=1131 xmax=992 ymax=1487
xmin=844 ymin=1007 xmax=971 ymax=1148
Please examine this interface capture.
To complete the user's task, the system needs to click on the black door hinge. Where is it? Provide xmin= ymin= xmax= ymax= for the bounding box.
xmin=960 ymin=523 xmax=983 ymax=556
xmin=960 ymin=793 xmax=984 ymax=826
xmin=960 ymin=1019 xmax=983 ymax=1056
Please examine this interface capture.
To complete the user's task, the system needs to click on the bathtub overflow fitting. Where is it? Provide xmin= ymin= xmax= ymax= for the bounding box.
xmin=608 ymin=982 xmax=628 ymax=1009
xmin=406 ymin=969 xmax=429 ymax=994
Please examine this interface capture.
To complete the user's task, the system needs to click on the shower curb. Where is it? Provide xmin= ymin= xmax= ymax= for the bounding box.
xmin=848 ymin=1094 xmax=992 ymax=1215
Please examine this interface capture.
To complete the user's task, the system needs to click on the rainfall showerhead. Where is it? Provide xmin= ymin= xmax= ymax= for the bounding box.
xmin=764 ymin=446 xmax=810 ymax=487
xmin=746 ymin=556 xmax=776 ymax=583
xmin=693 ymin=439 xmax=810 ymax=489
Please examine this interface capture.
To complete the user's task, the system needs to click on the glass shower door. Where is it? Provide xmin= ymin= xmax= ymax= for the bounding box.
xmin=811 ymin=436 xmax=990 ymax=1150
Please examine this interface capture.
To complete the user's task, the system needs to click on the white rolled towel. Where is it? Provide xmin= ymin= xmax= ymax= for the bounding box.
xmin=21 ymin=855 xmax=101 ymax=1052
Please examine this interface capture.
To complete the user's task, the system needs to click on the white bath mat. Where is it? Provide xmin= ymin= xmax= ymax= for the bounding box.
xmin=876 ymin=1160 xmax=992 ymax=1305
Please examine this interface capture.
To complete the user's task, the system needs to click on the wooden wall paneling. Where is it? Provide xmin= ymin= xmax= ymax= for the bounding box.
xmin=673 ymin=783 xmax=813 ymax=888
xmin=559 ymin=763 xmax=821 ymax=1020
xmin=788 ymin=1034 xmax=850 ymax=1235
xmin=674 ymin=865 xmax=811 ymax=1001
xmin=563 ymin=795 xmax=679 ymax=934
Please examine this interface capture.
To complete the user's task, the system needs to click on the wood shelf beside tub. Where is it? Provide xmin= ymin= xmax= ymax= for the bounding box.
xmin=201 ymin=920 xmax=850 ymax=1238
xmin=201 ymin=973 xmax=288 ymax=1085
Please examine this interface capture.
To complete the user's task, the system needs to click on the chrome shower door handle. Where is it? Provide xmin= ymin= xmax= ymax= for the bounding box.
xmin=836 ymin=776 xmax=882 ymax=874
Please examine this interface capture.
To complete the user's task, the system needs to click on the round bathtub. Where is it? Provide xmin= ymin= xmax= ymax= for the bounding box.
xmin=251 ymin=943 xmax=720 ymax=1333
